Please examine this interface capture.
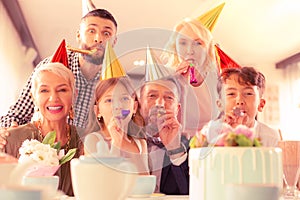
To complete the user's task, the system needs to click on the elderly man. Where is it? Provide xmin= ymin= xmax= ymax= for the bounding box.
xmin=138 ymin=75 xmax=189 ymax=195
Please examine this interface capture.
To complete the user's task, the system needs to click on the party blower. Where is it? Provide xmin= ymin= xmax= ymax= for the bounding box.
xmin=66 ymin=45 xmax=97 ymax=55
xmin=189 ymin=63 xmax=198 ymax=84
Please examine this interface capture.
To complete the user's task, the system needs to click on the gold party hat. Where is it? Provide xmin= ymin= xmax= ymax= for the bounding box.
xmin=82 ymin=0 xmax=97 ymax=17
xmin=145 ymin=46 xmax=170 ymax=82
xmin=196 ymin=2 xmax=225 ymax=31
xmin=100 ymin=41 xmax=126 ymax=81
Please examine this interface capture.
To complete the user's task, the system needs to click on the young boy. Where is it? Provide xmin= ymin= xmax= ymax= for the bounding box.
xmin=196 ymin=67 xmax=280 ymax=147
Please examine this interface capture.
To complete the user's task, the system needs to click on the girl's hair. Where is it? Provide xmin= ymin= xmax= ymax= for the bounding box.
xmin=161 ymin=18 xmax=217 ymax=73
xmin=31 ymin=62 xmax=76 ymax=103
xmin=85 ymin=76 xmax=144 ymax=137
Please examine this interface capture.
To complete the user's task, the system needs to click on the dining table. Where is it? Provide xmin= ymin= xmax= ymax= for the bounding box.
xmin=60 ymin=195 xmax=189 ymax=200
xmin=58 ymin=194 xmax=293 ymax=200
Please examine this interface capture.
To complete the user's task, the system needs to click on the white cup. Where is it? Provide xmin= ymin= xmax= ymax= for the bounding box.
xmin=22 ymin=175 xmax=59 ymax=198
xmin=0 ymin=185 xmax=42 ymax=200
xmin=71 ymin=156 xmax=138 ymax=200
xmin=130 ymin=175 xmax=156 ymax=197
xmin=225 ymin=183 xmax=280 ymax=200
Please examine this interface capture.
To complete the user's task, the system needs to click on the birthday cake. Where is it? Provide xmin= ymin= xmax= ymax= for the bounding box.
xmin=188 ymin=123 xmax=283 ymax=200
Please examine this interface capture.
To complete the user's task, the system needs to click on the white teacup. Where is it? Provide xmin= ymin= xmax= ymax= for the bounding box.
xmin=130 ymin=175 xmax=156 ymax=197
xmin=225 ymin=183 xmax=280 ymax=200
xmin=71 ymin=156 xmax=138 ymax=200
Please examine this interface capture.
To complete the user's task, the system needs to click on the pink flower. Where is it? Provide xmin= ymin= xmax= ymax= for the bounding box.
xmin=234 ymin=125 xmax=254 ymax=140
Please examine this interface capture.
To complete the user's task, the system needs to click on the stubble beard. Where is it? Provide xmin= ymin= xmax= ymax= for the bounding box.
xmin=83 ymin=52 xmax=104 ymax=65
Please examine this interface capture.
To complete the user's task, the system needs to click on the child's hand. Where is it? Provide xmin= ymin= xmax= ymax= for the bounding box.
xmin=223 ymin=109 xmax=249 ymax=128
xmin=107 ymin=118 xmax=125 ymax=147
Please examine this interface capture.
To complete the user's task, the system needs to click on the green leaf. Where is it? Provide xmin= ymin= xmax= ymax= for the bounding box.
xmin=189 ymin=136 xmax=197 ymax=148
xmin=52 ymin=141 xmax=61 ymax=152
xmin=42 ymin=131 xmax=56 ymax=145
xmin=59 ymin=148 xmax=77 ymax=165
xmin=235 ymin=134 xmax=253 ymax=146
xmin=253 ymin=138 xmax=262 ymax=147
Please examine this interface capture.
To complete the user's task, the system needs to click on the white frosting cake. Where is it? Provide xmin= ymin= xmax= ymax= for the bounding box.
xmin=189 ymin=147 xmax=283 ymax=200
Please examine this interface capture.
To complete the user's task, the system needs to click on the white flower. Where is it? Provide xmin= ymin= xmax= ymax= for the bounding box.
xmin=19 ymin=139 xmax=59 ymax=166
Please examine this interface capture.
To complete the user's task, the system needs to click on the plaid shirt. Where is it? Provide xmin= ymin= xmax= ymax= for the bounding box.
xmin=0 ymin=51 xmax=100 ymax=128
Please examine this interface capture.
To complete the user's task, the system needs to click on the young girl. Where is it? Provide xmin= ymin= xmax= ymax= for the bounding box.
xmin=84 ymin=76 xmax=149 ymax=174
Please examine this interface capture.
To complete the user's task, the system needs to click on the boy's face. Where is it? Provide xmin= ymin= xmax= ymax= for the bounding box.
xmin=218 ymin=74 xmax=265 ymax=127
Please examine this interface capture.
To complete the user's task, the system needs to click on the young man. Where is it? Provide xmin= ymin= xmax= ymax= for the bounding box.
xmin=0 ymin=9 xmax=117 ymax=130
xmin=138 ymin=76 xmax=189 ymax=195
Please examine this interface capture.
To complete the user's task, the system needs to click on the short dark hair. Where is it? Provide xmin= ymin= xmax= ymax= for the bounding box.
xmin=217 ymin=67 xmax=266 ymax=97
xmin=82 ymin=9 xmax=117 ymax=29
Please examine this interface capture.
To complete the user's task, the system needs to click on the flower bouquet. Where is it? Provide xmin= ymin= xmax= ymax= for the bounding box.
xmin=19 ymin=131 xmax=77 ymax=176
xmin=189 ymin=121 xmax=262 ymax=148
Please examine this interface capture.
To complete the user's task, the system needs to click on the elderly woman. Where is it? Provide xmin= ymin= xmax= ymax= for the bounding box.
xmin=161 ymin=18 xmax=220 ymax=136
xmin=84 ymin=76 xmax=149 ymax=175
xmin=4 ymin=62 xmax=83 ymax=196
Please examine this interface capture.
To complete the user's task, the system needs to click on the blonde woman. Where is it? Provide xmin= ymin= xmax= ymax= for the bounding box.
xmin=4 ymin=62 xmax=83 ymax=196
xmin=161 ymin=18 xmax=220 ymax=135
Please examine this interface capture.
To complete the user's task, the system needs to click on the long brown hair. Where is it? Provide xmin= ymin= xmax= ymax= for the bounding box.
xmin=85 ymin=76 xmax=144 ymax=137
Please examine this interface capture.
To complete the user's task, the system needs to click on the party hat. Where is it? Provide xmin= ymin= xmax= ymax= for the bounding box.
xmin=51 ymin=39 xmax=69 ymax=68
xmin=196 ymin=2 xmax=225 ymax=31
xmin=100 ymin=41 xmax=126 ymax=81
xmin=215 ymin=44 xmax=240 ymax=72
xmin=145 ymin=46 xmax=170 ymax=82
xmin=82 ymin=0 xmax=97 ymax=17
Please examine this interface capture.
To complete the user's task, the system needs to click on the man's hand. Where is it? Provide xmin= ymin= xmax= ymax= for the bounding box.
xmin=157 ymin=110 xmax=182 ymax=150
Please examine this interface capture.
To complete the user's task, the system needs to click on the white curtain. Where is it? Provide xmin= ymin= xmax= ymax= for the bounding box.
xmin=0 ymin=1 xmax=34 ymax=115
xmin=280 ymin=61 xmax=300 ymax=139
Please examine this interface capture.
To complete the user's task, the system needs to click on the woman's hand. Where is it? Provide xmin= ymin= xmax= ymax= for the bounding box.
xmin=176 ymin=60 xmax=190 ymax=81
xmin=0 ymin=122 xmax=17 ymax=151
xmin=0 ymin=128 xmax=9 ymax=151
xmin=176 ymin=61 xmax=205 ymax=87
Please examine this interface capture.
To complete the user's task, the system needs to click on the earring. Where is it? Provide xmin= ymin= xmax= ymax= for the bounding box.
xmin=32 ymin=106 xmax=41 ymax=121
xmin=69 ymin=106 xmax=74 ymax=120
xmin=34 ymin=106 xmax=39 ymax=112
xmin=132 ymin=113 xmax=136 ymax=119
xmin=97 ymin=116 xmax=102 ymax=122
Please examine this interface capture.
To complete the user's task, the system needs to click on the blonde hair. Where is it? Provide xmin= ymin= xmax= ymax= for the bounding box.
xmin=31 ymin=62 xmax=76 ymax=103
xmin=161 ymin=19 xmax=217 ymax=73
